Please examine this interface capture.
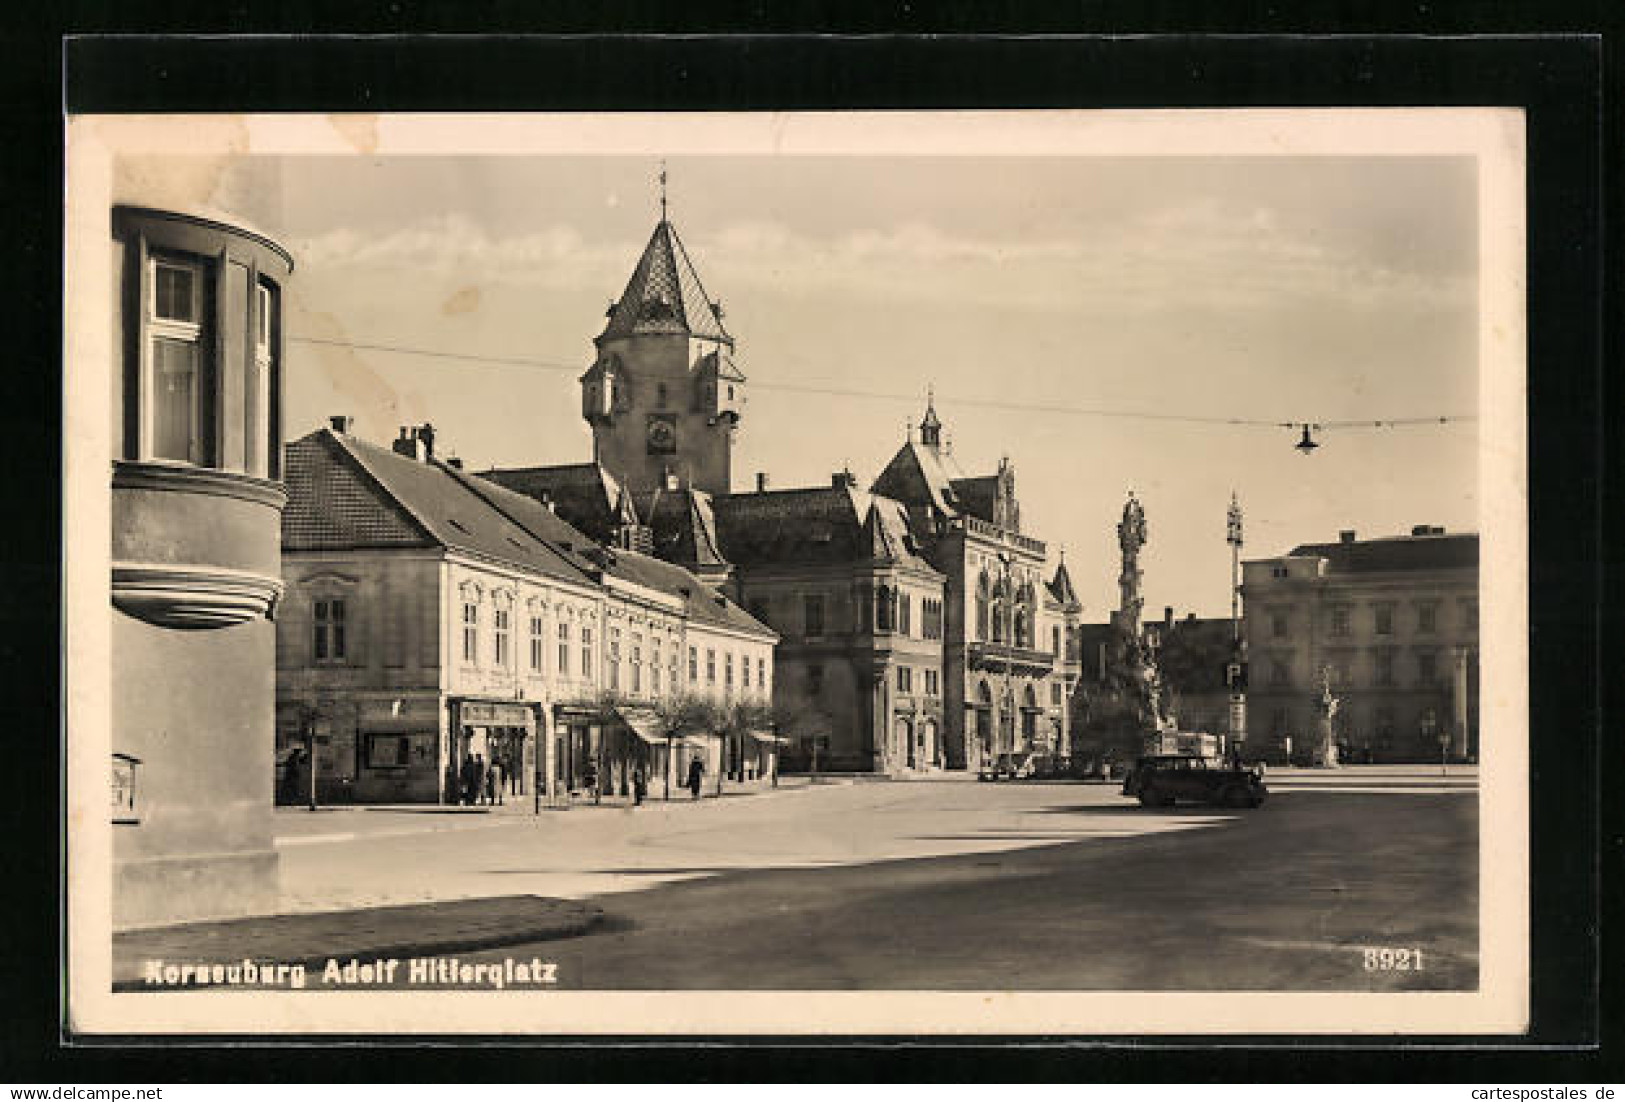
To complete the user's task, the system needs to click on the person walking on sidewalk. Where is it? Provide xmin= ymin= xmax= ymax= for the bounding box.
xmin=458 ymin=753 xmax=477 ymax=806
xmin=487 ymin=758 xmax=504 ymax=806
xmin=686 ymin=756 xmax=705 ymax=800
xmin=471 ymin=753 xmax=487 ymax=806
xmin=632 ymin=765 xmax=648 ymax=806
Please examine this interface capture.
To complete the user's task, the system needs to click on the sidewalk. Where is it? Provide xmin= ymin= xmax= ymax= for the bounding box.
xmin=272 ymin=775 xmax=827 ymax=845
xmin=113 ymin=894 xmax=602 ymax=990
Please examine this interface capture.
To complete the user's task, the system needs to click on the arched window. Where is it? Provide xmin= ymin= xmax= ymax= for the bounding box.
xmin=876 ymin=584 xmax=894 ymax=632
xmin=1014 ymin=609 xmax=1029 ymax=650
xmin=975 ymin=572 xmax=991 ymax=641
xmin=991 ymin=577 xmax=1009 ymax=643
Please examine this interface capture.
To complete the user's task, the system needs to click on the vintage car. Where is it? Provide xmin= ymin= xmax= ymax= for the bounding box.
xmin=1121 ymin=754 xmax=1268 ymax=808
xmin=978 ymin=752 xmax=1036 ymax=781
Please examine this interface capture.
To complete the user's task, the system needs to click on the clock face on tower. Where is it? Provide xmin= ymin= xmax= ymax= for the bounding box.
xmin=646 ymin=414 xmax=677 ymax=455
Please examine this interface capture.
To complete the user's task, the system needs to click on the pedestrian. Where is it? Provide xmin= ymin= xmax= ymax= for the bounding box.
xmin=458 ymin=753 xmax=477 ymax=806
xmin=632 ymin=765 xmax=648 ymax=806
xmin=487 ymin=758 xmax=504 ymax=806
xmin=686 ymin=756 xmax=704 ymax=800
xmin=471 ymin=752 xmax=487 ymax=806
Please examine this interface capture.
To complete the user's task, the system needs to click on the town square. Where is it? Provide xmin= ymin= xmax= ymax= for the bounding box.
xmin=66 ymin=110 xmax=1520 ymax=1033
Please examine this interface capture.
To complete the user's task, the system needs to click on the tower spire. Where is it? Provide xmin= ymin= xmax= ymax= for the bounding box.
xmin=919 ymin=385 xmax=943 ymax=447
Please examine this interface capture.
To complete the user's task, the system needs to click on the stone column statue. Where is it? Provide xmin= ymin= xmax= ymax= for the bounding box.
xmin=1313 ymin=666 xmax=1341 ymax=767
xmin=1115 ymin=493 xmax=1147 ymax=635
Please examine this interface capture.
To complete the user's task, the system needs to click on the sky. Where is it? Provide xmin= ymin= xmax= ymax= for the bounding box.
xmin=164 ymin=147 xmax=1482 ymax=620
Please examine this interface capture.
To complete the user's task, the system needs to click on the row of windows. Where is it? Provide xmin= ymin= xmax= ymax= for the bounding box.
xmin=1269 ymin=599 xmax=1478 ymax=640
xmin=894 ymin=666 xmax=941 ymax=697
xmin=321 ymin=596 xmax=773 ymax=701
xmin=1264 ymin=648 xmax=1465 ymax=690
xmin=1267 ymin=705 xmax=1451 ymax=741
xmin=753 ymin=588 xmax=946 ymax=642
xmin=460 ymin=600 xmax=597 ymax=679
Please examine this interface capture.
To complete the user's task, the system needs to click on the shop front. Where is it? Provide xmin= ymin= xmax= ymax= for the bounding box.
xmin=741 ymin=729 xmax=784 ymax=787
xmin=448 ymin=698 xmax=538 ymax=806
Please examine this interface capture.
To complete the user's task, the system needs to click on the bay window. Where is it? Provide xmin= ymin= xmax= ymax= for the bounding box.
xmin=115 ymin=206 xmax=291 ymax=479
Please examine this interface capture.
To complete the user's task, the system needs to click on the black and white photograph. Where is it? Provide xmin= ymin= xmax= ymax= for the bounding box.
xmin=63 ymin=108 xmax=1528 ymax=1036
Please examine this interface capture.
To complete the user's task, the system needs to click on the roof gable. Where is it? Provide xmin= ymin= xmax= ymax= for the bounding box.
xmin=301 ymin=431 xmax=596 ymax=584
xmin=282 ymin=434 xmax=433 ymax=550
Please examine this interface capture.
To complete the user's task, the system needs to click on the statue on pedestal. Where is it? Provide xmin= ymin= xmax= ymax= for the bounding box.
xmin=1313 ymin=666 xmax=1341 ymax=767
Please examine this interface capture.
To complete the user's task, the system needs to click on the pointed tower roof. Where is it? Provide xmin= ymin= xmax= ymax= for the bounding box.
xmin=919 ymin=388 xmax=942 ymax=448
xmin=613 ymin=481 xmax=641 ymax=527
xmin=1048 ymin=555 xmax=1081 ymax=608
xmin=600 ymin=220 xmax=733 ymax=346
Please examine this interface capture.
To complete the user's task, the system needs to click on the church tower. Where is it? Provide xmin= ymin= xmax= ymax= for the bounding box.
xmin=579 ymin=181 xmax=744 ymax=497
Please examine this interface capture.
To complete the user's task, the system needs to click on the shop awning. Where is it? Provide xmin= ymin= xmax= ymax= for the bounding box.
xmin=744 ymin=729 xmax=787 ymax=744
xmin=615 ymin=707 xmax=666 ymax=745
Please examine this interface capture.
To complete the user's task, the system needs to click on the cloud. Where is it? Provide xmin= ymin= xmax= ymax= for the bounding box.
xmin=287 ymin=198 xmax=1474 ymax=325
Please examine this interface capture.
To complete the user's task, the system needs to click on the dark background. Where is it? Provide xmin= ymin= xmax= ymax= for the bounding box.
xmin=3 ymin=7 xmax=1611 ymax=1083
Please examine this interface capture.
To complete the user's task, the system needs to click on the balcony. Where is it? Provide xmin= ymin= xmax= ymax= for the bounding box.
xmin=966 ymin=641 xmax=1055 ymax=675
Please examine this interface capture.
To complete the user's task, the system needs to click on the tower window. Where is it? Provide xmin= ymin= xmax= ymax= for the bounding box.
xmin=147 ymin=257 xmax=205 ymax=463
xmin=116 ymin=208 xmax=292 ymax=478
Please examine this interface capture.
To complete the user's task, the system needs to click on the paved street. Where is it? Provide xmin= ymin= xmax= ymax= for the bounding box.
xmin=272 ymin=765 xmax=1477 ymax=990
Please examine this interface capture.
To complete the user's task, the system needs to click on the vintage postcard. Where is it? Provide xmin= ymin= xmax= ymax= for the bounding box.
xmin=64 ymin=109 xmax=1527 ymax=1035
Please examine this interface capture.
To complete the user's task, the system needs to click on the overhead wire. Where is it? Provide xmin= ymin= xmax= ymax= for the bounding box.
xmin=287 ymin=334 xmax=1478 ymax=432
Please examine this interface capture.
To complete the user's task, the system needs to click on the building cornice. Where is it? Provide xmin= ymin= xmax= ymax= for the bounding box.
xmin=112 ymin=460 xmax=287 ymax=510
xmin=112 ymin=561 xmax=284 ymax=629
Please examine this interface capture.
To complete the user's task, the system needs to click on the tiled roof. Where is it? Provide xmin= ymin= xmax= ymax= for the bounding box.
xmin=871 ymin=441 xmax=969 ymax=517
xmin=600 ymin=547 xmax=773 ymax=639
xmin=283 ymin=435 xmax=429 ymax=550
xmin=600 ymin=220 xmax=732 ymax=345
xmin=948 ymin=475 xmax=999 ymax=524
xmin=641 ymin=488 xmax=728 ymax=570
xmin=711 ymin=484 xmax=938 ymax=575
xmin=1287 ymin=532 xmax=1479 ymax=574
xmin=438 ymin=462 xmax=605 ymax=578
xmin=285 ymin=430 xmax=596 ymax=585
xmin=478 ymin=463 xmax=624 ymax=547
xmin=1047 ymin=559 xmax=1081 ymax=608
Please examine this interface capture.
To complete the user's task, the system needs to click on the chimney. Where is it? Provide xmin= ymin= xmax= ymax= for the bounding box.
xmin=391 ymin=426 xmax=420 ymax=460
xmin=1164 ymin=606 xmax=1174 ymax=629
xmin=1411 ymin=524 xmax=1431 ymax=537
xmin=329 ymin=415 xmax=354 ymax=434
xmin=832 ymin=469 xmax=856 ymax=488
xmin=417 ymin=423 xmax=436 ymax=459
xmin=756 ymin=472 xmax=770 ymax=492
xmin=1339 ymin=529 xmax=1356 ymax=544
xmin=445 ymin=457 xmax=464 ymax=470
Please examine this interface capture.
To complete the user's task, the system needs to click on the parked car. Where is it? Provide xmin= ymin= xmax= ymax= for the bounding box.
xmin=1121 ymin=754 xmax=1268 ymax=809
xmin=978 ymin=752 xmax=1036 ymax=781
